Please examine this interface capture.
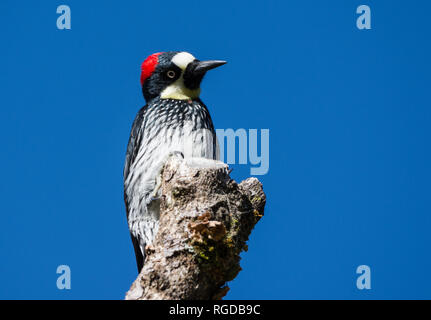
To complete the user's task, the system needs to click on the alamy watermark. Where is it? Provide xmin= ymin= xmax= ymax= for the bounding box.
xmin=216 ymin=129 xmax=269 ymax=176
xmin=167 ymin=124 xmax=270 ymax=176
xmin=56 ymin=265 xmax=71 ymax=290
xmin=57 ymin=5 xmax=71 ymax=30
xmin=356 ymin=5 xmax=371 ymax=30
xmin=356 ymin=265 xmax=371 ymax=290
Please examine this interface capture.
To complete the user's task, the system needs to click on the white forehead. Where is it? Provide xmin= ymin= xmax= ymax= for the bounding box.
xmin=172 ymin=52 xmax=195 ymax=70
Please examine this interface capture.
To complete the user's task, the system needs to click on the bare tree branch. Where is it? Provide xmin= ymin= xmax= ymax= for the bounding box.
xmin=125 ymin=157 xmax=266 ymax=300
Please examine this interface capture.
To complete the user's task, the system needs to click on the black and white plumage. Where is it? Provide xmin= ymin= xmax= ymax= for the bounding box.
xmin=123 ymin=51 xmax=226 ymax=272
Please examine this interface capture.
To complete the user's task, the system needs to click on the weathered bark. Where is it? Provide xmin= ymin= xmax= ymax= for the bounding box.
xmin=125 ymin=157 xmax=266 ymax=300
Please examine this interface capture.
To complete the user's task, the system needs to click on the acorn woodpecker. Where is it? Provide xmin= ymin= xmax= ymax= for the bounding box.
xmin=124 ymin=51 xmax=226 ymax=272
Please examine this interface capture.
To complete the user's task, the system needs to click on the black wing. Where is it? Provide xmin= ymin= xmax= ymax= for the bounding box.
xmin=124 ymin=105 xmax=148 ymax=272
xmin=123 ymin=105 xmax=148 ymax=182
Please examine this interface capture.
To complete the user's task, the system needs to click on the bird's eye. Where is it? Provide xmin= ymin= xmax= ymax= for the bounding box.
xmin=167 ymin=70 xmax=176 ymax=79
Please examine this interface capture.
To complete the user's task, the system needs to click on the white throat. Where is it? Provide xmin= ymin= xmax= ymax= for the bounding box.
xmin=160 ymin=78 xmax=200 ymax=100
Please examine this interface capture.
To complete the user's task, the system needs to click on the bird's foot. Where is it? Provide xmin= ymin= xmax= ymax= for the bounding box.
xmin=151 ymin=180 xmax=162 ymax=200
xmin=150 ymin=195 xmax=161 ymax=202
xmin=169 ymin=151 xmax=184 ymax=160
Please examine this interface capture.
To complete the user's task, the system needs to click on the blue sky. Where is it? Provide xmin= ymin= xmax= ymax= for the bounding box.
xmin=1 ymin=0 xmax=431 ymax=299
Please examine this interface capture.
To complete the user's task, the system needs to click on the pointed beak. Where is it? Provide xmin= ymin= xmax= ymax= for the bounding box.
xmin=183 ymin=59 xmax=227 ymax=90
xmin=193 ymin=60 xmax=227 ymax=73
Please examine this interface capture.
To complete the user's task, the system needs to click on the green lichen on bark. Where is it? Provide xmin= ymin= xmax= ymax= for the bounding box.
xmin=126 ymin=158 xmax=265 ymax=300
xmin=187 ymin=185 xmax=262 ymax=286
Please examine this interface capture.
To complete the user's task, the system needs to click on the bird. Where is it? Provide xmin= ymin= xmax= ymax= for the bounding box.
xmin=123 ymin=51 xmax=226 ymax=272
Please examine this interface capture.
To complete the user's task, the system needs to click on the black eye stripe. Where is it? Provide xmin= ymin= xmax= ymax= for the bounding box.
xmin=142 ymin=61 xmax=182 ymax=101
xmin=156 ymin=64 xmax=182 ymax=80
